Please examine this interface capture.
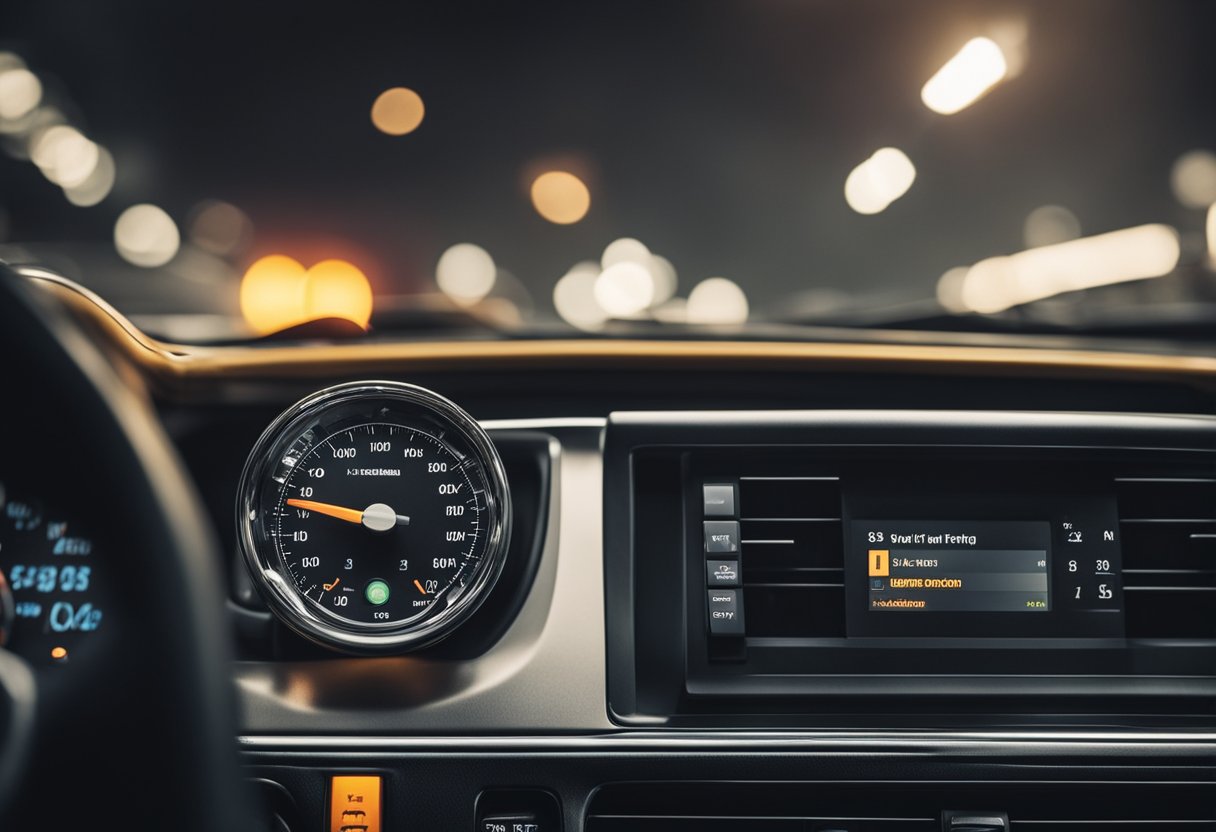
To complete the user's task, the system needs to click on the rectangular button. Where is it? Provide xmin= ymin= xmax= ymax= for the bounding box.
xmin=482 ymin=816 xmax=540 ymax=832
xmin=707 ymin=588 xmax=745 ymax=635
xmin=704 ymin=520 xmax=740 ymax=554
xmin=702 ymin=483 xmax=736 ymax=517
xmin=706 ymin=559 xmax=740 ymax=587
xmin=331 ymin=775 xmax=382 ymax=832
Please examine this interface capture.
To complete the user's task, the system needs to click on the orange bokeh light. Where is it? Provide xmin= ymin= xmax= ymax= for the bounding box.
xmin=240 ymin=255 xmax=309 ymax=334
xmin=530 ymin=170 xmax=591 ymax=224
xmin=371 ymin=87 xmax=425 ymax=136
xmin=240 ymin=255 xmax=373 ymax=335
xmin=304 ymin=259 xmax=374 ymax=329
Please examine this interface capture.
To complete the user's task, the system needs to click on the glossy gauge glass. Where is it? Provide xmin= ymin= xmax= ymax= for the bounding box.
xmin=237 ymin=382 xmax=511 ymax=653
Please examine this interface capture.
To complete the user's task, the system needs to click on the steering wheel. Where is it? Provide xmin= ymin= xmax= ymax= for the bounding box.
xmin=0 ymin=266 xmax=249 ymax=830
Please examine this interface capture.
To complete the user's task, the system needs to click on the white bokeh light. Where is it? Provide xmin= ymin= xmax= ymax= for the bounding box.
xmin=63 ymin=145 xmax=115 ymax=207
xmin=1206 ymin=203 xmax=1216 ymax=267
xmin=436 ymin=243 xmax=497 ymax=307
xmin=601 ymin=237 xmax=651 ymax=269
xmin=594 ymin=261 xmax=655 ymax=317
xmin=30 ymin=125 xmax=99 ymax=188
xmin=0 ymin=67 xmax=42 ymax=121
xmin=686 ymin=277 xmax=749 ymax=324
xmin=935 ymin=266 xmax=971 ymax=313
xmin=647 ymin=254 xmax=678 ymax=305
xmin=1023 ymin=205 xmax=1081 ymax=249
xmin=114 ymin=204 xmax=181 ymax=268
xmin=958 ymin=224 xmax=1180 ymax=313
xmin=1170 ymin=150 xmax=1216 ymax=210
xmin=921 ymin=37 xmax=1008 ymax=115
xmin=553 ymin=261 xmax=609 ymax=330
xmin=844 ymin=147 xmax=916 ymax=215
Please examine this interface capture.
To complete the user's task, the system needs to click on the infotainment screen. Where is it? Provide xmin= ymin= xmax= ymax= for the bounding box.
xmin=845 ymin=486 xmax=1125 ymax=640
xmin=861 ymin=521 xmax=1051 ymax=613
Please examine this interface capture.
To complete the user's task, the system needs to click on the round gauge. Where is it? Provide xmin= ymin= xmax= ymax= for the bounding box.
xmin=236 ymin=382 xmax=511 ymax=653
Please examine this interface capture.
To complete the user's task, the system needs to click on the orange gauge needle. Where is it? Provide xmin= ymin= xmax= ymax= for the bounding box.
xmin=286 ymin=498 xmax=362 ymax=524
xmin=285 ymin=499 xmax=410 ymax=531
xmin=323 ymin=578 xmax=340 ymax=592
xmin=413 ymin=579 xmax=427 ymax=595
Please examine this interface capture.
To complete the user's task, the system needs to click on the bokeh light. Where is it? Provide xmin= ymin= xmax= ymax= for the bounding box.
xmin=957 ymin=224 xmax=1180 ymax=313
xmin=1206 ymin=204 xmax=1216 ymax=267
xmin=0 ymin=67 xmax=42 ymax=121
xmin=601 ymin=237 xmax=650 ymax=269
xmin=63 ymin=145 xmax=115 ymax=207
xmin=1170 ymin=150 xmax=1216 ymax=210
xmin=240 ymin=255 xmax=374 ymax=334
xmin=530 ymin=171 xmax=591 ymax=224
xmin=189 ymin=200 xmax=254 ymax=256
xmin=1023 ymin=205 xmax=1081 ymax=249
xmin=371 ymin=87 xmax=425 ymax=136
xmin=303 ymin=259 xmax=374 ymax=328
xmin=553 ymin=261 xmax=608 ymax=331
xmin=594 ymin=261 xmax=655 ymax=317
xmin=686 ymin=277 xmax=749 ymax=324
xmin=844 ymin=147 xmax=916 ymax=215
xmin=240 ymin=255 xmax=309 ymax=334
xmin=934 ymin=266 xmax=971 ymax=313
xmin=114 ymin=204 xmax=181 ymax=268
xmin=30 ymin=125 xmax=99 ymax=187
xmin=648 ymin=254 xmax=678 ymax=305
xmin=436 ymin=243 xmax=497 ymax=306
xmin=921 ymin=37 xmax=1008 ymax=115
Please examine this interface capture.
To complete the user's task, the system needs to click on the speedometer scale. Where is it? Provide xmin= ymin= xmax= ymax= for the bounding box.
xmin=237 ymin=383 xmax=511 ymax=653
xmin=274 ymin=423 xmax=484 ymax=626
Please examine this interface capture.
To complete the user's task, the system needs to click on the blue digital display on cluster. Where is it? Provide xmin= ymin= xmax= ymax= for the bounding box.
xmin=1 ymin=484 xmax=106 ymax=665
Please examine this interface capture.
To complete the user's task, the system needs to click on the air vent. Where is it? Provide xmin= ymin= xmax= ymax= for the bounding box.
xmin=1116 ymin=476 xmax=1216 ymax=639
xmin=586 ymin=782 xmax=1216 ymax=831
xmin=737 ymin=475 xmax=844 ymax=637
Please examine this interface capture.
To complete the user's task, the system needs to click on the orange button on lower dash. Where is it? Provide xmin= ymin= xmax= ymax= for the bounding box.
xmin=330 ymin=775 xmax=381 ymax=832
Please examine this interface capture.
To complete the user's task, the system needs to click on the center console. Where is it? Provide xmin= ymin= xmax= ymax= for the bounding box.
xmin=604 ymin=410 xmax=1216 ymax=726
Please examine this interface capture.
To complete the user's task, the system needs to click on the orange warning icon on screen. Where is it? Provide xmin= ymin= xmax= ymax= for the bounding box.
xmin=868 ymin=549 xmax=890 ymax=577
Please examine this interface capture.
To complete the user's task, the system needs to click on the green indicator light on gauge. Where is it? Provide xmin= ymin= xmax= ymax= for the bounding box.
xmin=364 ymin=580 xmax=391 ymax=606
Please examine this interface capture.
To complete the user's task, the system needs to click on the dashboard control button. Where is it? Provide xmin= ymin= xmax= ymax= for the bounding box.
xmin=706 ymin=559 xmax=740 ymax=587
xmin=944 ymin=810 xmax=1008 ymax=832
xmin=704 ymin=520 xmax=740 ymax=555
xmin=707 ymin=588 xmax=745 ymax=635
xmin=481 ymin=815 xmax=541 ymax=832
xmin=330 ymin=775 xmax=382 ymax=832
xmin=702 ymin=483 xmax=736 ymax=517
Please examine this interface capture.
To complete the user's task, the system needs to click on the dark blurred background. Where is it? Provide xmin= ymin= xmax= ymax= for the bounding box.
xmin=1 ymin=0 xmax=1214 ymax=338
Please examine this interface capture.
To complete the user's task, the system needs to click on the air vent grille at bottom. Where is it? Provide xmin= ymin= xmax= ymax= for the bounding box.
xmin=586 ymin=782 xmax=1216 ymax=831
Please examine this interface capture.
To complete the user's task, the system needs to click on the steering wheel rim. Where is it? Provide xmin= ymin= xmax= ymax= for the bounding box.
xmin=0 ymin=265 xmax=248 ymax=830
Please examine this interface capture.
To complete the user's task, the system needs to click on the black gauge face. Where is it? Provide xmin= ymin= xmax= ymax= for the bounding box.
xmin=273 ymin=422 xmax=487 ymax=626
xmin=238 ymin=383 xmax=511 ymax=653
xmin=0 ymin=482 xmax=106 ymax=666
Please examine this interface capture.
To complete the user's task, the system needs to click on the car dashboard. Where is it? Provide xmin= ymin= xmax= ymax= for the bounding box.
xmin=5 ymin=276 xmax=1215 ymax=831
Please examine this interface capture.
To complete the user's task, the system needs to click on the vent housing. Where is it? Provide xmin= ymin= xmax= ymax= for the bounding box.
xmin=1117 ymin=475 xmax=1216 ymax=639
xmin=737 ymin=476 xmax=844 ymax=638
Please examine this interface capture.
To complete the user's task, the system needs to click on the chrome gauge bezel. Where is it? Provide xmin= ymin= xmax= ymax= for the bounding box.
xmin=236 ymin=381 xmax=512 ymax=654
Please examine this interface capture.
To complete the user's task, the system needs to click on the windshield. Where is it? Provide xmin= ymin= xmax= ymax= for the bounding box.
xmin=2 ymin=1 xmax=1214 ymax=342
